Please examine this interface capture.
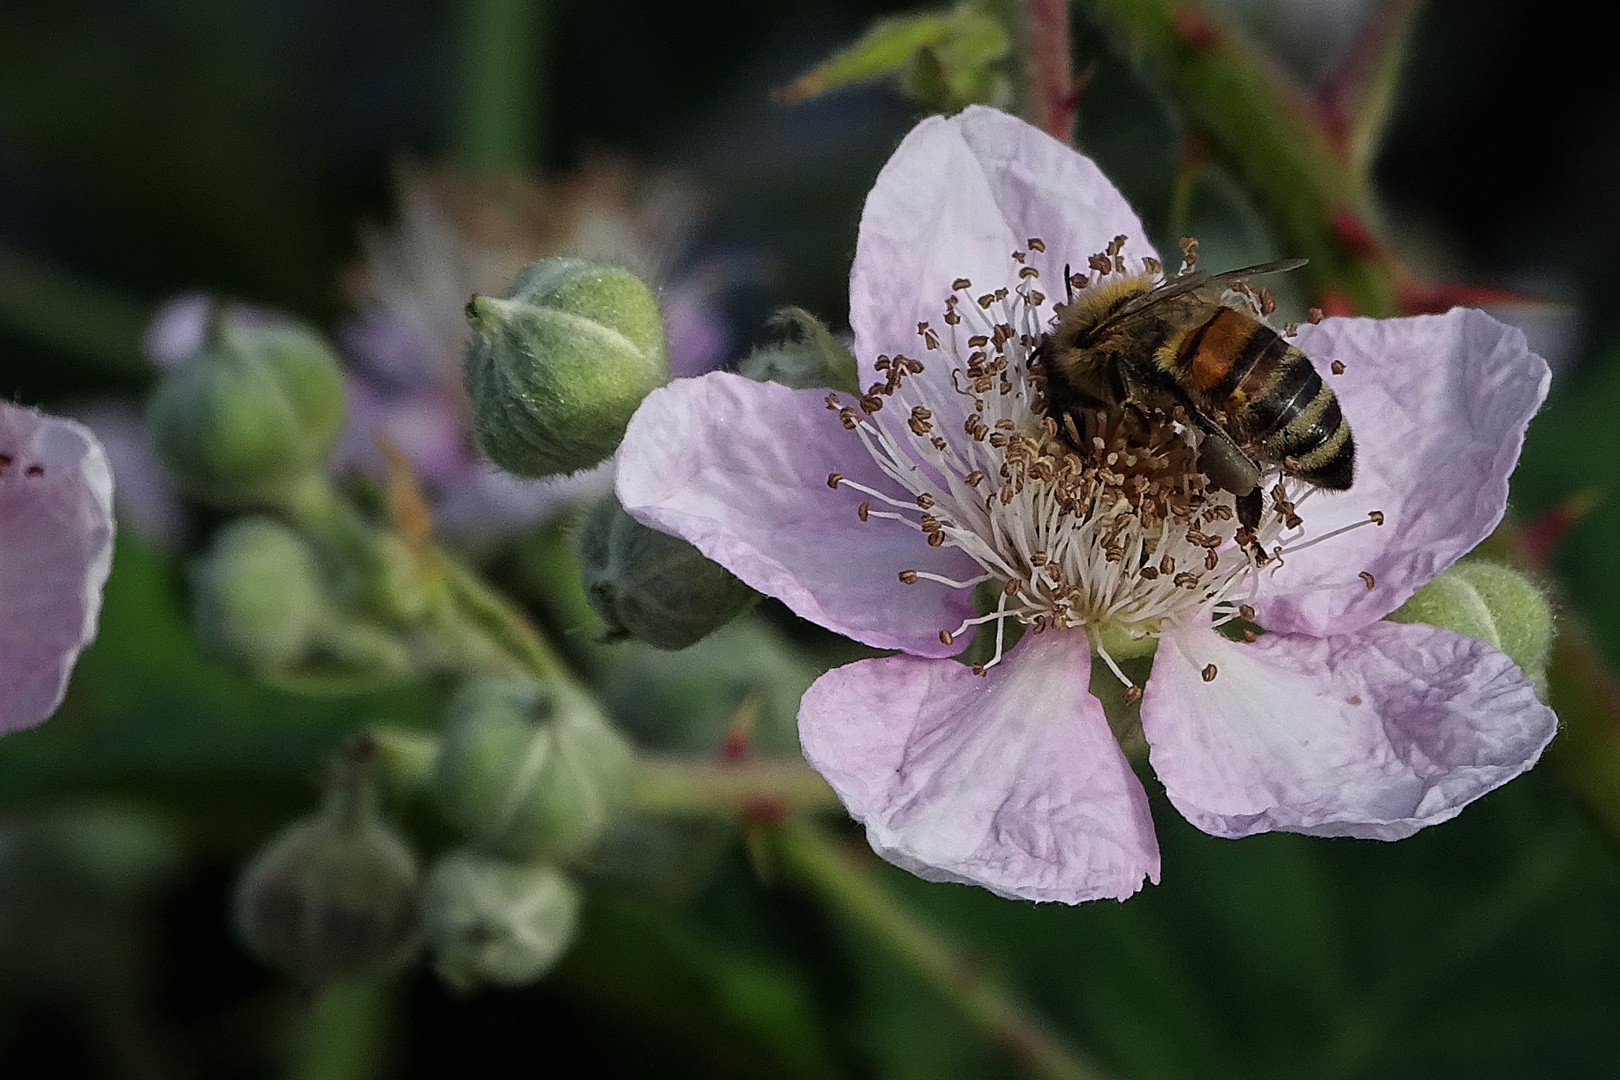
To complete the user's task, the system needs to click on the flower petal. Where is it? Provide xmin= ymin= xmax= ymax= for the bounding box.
xmin=1142 ymin=621 xmax=1556 ymax=840
xmin=799 ymin=629 xmax=1160 ymax=903
xmin=0 ymin=405 xmax=116 ymax=732
xmin=1255 ymin=309 xmax=1549 ymax=636
xmin=851 ymin=106 xmax=1155 ymax=406
xmin=617 ymin=372 xmax=980 ymax=657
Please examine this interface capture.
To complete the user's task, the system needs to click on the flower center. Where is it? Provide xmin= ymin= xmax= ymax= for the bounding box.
xmin=826 ymin=238 xmax=1382 ymax=681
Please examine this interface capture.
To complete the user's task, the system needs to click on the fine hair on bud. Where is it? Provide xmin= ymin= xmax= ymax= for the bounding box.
xmin=575 ymin=493 xmax=758 ymax=650
xmin=464 ymin=256 xmax=668 ymax=478
xmin=147 ymin=307 xmax=346 ymax=507
xmin=233 ymin=740 xmax=421 ymax=986
xmin=422 ymin=849 xmax=582 ymax=992
xmin=433 ymin=676 xmax=634 ymax=861
xmin=1390 ymin=559 xmax=1555 ymax=697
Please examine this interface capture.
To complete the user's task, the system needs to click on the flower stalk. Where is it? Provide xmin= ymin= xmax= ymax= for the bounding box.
xmin=773 ymin=818 xmax=1117 ymax=1080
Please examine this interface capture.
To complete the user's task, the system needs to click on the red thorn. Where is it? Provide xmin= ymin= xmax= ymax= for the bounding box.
xmin=1317 ymin=288 xmax=1357 ymax=317
xmin=1521 ymin=491 xmax=1602 ymax=569
xmin=743 ymin=798 xmax=785 ymax=826
xmin=1173 ymin=8 xmax=1219 ymax=50
xmin=720 ymin=727 xmax=750 ymax=763
xmin=1330 ymin=208 xmax=1383 ymax=259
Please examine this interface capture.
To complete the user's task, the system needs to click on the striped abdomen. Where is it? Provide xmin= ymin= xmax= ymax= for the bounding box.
xmin=1166 ymin=306 xmax=1354 ymax=490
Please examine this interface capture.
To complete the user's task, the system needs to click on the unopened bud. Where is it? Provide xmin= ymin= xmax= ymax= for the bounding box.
xmin=1390 ymin=560 xmax=1555 ymax=695
xmin=192 ymin=518 xmax=328 ymax=676
xmin=433 ymin=676 xmax=633 ymax=860
xmin=422 ymin=850 xmax=581 ymax=991
xmin=464 ymin=257 xmax=667 ymax=478
xmin=147 ymin=306 xmax=345 ymax=506
xmin=737 ymin=307 xmax=860 ymax=394
xmin=575 ymin=494 xmax=757 ymax=650
xmin=234 ymin=743 xmax=421 ymax=985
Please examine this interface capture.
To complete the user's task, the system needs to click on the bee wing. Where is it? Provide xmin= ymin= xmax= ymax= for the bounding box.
xmin=1104 ymin=258 xmax=1309 ymax=326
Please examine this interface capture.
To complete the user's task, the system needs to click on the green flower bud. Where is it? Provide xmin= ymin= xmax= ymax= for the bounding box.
xmin=464 ymin=257 xmax=668 ymax=478
xmin=234 ymin=745 xmax=421 ymax=986
xmin=148 ymin=310 xmax=346 ymax=506
xmin=422 ymin=850 xmax=581 ymax=991
xmin=434 ymin=676 xmax=633 ymax=860
xmin=1389 ymin=560 xmax=1555 ymax=695
xmin=575 ymin=493 xmax=757 ymax=650
xmin=737 ymin=307 xmax=860 ymax=395
xmin=192 ymin=518 xmax=329 ymax=676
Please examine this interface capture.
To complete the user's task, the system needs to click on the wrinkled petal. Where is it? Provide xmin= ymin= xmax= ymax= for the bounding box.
xmin=851 ymin=106 xmax=1154 ymax=414
xmin=0 ymin=405 xmax=116 ymax=732
xmin=1142 ymin=621 xmax=1556 ymax=840
xmin=800 ymin=630 xmax=1160 ymax=903
xmin=617 ymin=372 xmax=979 ymax=657
xmin=1255 ymin=309 xmax=1549 ymax=636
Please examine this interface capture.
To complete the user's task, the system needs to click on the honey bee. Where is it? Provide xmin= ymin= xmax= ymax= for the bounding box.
xmin=1032 ymin=259 xmax=1353 ymax=529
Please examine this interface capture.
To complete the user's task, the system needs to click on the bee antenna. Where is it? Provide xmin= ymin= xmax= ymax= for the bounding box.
xmin=1063 ymin=263 xmax=1074 ymax=304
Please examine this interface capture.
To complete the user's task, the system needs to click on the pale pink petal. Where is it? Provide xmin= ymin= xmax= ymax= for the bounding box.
xmin=851 ymin=106 xmax=1155 ymax=411
xmin=799 ymin=630 xmax=1160 ymax=903
xmin=1255 ymin=309 xmax=1549 ymax=636
xmin=0 ymin=404 xmax=116 ymax=732
xmin=1142 ymin=621 xmax=1556 ymax=840
xmin=617 ymin=372 xmax=979 ymax=658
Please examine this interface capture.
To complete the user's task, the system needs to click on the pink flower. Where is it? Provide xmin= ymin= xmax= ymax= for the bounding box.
xmin=615 ymin=107 xmax=1557 ymax=903
xmin=1 ymin=403 xmax=115 ymax=733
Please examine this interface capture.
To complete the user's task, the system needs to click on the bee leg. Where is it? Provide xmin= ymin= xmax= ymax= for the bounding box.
xmin=1193 ymin=419 xmax=1262 ymax=500
xmin=1235 ymin=489 xmax=1263 ymax=531
xmin=1064 ymin=263 xmax=1074 ymax=305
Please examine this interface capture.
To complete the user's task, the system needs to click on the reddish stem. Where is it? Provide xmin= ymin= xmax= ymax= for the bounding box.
xmin=1023 ymin=0 xmax=1075 ymax=143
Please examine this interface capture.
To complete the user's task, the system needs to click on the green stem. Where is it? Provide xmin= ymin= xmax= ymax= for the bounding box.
xmin=1083 ymin=0 xmax=1400 ymax=315
xmin=440 ymin=554 xmax=569 ymax=681
xmin=453 ymin=0 xmax=549 ymax=172
xmin=774 ymin=819 xmax=1117 ymax=1080
xmin=632 ymin=758 xmax=842 ymax=818
xmin=284 ymin=979 xmax=395 ymax=1080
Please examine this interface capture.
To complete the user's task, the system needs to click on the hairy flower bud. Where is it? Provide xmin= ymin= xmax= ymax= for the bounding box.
xmin=192 ymin=518 xmax=329 ymax=676
xmin=422 ymin=850 xmax=581 ymax=991
xmin=433 ymin=676 xmax=633 ymax=860
xmin=464 ymin=257 xmax=668 ymax=478
xmin=575 ymin=493 xmax=757 ymax=650
xmin=234 ymin=745 xmax=421 ymax=985
xmin=1389 ymin=560 xmax=1554 ymax=694
xmin=147 ymin=308 xmax=346 ymax=506
xmin=737 ymin=307 xmax=860 ymax=394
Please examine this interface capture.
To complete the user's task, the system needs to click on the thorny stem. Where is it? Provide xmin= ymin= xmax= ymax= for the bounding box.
xmin=632 ymin=758 xmax=841 ymax=818
xmin=1082 ymin=0 xmax=1401 ymax=315
xmin=1022 ymin=0 xmax=1076 ymax=143
xmin=774 ymin=819 xmax=1119 ymax=1080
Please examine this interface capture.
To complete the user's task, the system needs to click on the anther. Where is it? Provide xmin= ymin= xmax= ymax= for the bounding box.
xmin=1122 ymin=685 xmax=1143 ymax=705
xmin=1331 ymin=360 xmax=1346 ymax=375
xmin=1003 ymin=578 xmax=1022 ymax=596
xmin=1027 ymin=238 xmax=1046 ymax=252
xmin=1368 ymin=510 xmax=1385 ymax=525
xmin=857 ymin=501 xmax=870 ymax=522
xmin=898 ymin=570 xmax=919 ymax=585
xmin=1307 ymin=307 xmax=1324 ymax=324
xmin=1202 ymin=664 xmax=1218 ymax=682
xmin=1238 ymin=603 xmax=1255 ymax=621
xmin=939 ymin=630 xmax=955 ymax=646
xmin=916 ymin=493 xmax=935 ymax=509
xmin=1359 ymin=571 xmax=1376 ymax=590
xmin=971 ymin=663 xmax=987 ymax=677
xmin=827 ymin=472 xmax=842 ymax=489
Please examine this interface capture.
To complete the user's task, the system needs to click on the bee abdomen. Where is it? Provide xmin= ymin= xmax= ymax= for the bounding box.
xmin=1250 ymin=360 xmax=1355 ymax=490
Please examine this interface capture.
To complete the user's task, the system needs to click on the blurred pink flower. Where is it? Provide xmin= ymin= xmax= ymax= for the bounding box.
xmin=616 ymin=107 xmax=1557 ymax=903
xmin=1 ymin=403 xmax=115 ymax=733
